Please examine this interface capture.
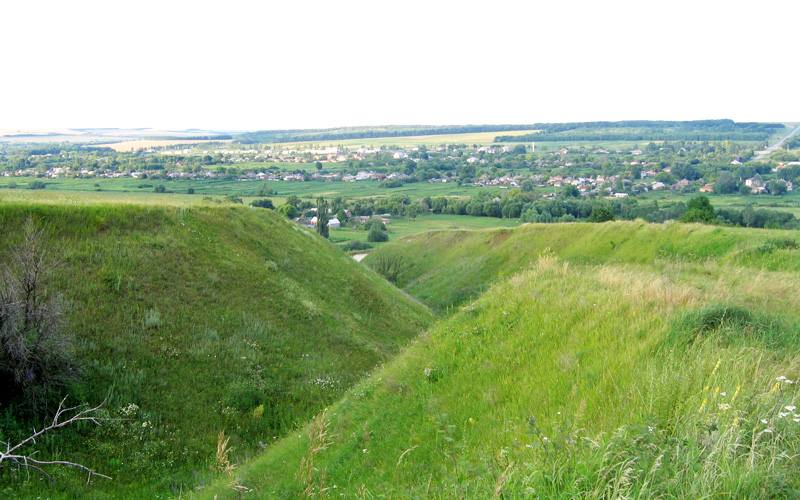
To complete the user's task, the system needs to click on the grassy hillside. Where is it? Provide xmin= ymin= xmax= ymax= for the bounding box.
xmin=0 ymin=202 xmax=432 ymax=498
xmin=365 ymin=220 xmax=800 ymax=311
xmin=199 ymin=226 xmax=800 ymax=499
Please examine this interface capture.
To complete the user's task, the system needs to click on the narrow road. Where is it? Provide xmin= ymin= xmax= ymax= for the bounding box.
xmin=751 ymin=122 xmax=800 ymax=161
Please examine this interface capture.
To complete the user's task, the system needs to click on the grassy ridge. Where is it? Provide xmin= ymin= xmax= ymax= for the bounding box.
xmin=366 ymin=221 xmax=800 ymax=311
xmin=0 ymin=202 xmax=432 ymax=498
xmin=199 ymin=249 xmax=800 ymax=498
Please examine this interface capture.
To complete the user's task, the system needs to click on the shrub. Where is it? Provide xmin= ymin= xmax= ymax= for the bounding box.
xmin=370 ymin=252 xmax=407 ymax=283
xmin=250 ymin=198 xmax=275 ymax=209
xmin=0 ymin=219 xmax=77 ymax=414
xmin=588 ymin=204 xmax=614 ymax=222
xmin=341 ymin=240 xmax=372 ymax=251
xmin=278 ymin=204 xmax=298 ymax=218
xmin=222 ymin=194 xmax=243 ymax=204
xmin=367 ymin=227 xmax=389 ymax=242
xmin=363 ymin=217 xmax=386 ymax=232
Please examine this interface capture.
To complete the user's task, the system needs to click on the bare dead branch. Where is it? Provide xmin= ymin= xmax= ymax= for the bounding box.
xmin=0 ymin=396 xmax=115 ymax=482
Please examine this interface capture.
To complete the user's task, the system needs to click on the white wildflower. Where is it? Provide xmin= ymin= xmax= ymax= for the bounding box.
xmin=786 ymin=405 xmax=797 ymax=412
xmin=761 ymin=419 xmax=769 ymax=424
xmin=718 ymin=404 xmax=731 ymax=411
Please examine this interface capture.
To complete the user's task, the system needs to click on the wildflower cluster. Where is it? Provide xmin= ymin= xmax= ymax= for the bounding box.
xmin=312 ymin=375 xmax=340 ymax=390
xmin=119 ymin=402 xmax=140 ymax=417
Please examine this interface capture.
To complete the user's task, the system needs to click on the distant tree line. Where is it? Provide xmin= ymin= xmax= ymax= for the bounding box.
xmin=495 ymin=120 xmax=784 ymax=143
xmin=237 ymin=124 xmax=537 ymax=144
xmin=143 ymin=135 xmax=233 ymax=141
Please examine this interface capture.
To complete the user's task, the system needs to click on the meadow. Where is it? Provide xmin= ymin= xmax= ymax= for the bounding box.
xmin=98 ymin=139 xmax=234 ymax=152
xmin=269 ymin=130 xmax=538 ymax=149
xmin=197 ymin=221 xmax=800 ymax=499
xmin=4 ymin=122 xmax=800 ymax=499
xmin=0 ymin=201 xmax=432 ymax=499
xmin=0 ymin=177 xmax=487 ymax=204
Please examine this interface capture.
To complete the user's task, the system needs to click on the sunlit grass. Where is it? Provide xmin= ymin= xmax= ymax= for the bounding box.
xmin=199 ymin=251 xmax=800 ymax=498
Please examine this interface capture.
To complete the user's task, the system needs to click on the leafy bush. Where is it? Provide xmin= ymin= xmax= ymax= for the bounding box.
xmin=588 ymin=204 xmax=614 ymax=222
xmin=222 ymin=194 xmax=243 ymax=204
xmin=362 ymin=217 xmax=387 ymax=232
xmin=367 ymin=227 xmax=389 ymax=242
xmin=341 ymin=240 xmax=372 ymax=251
xmin=667 ymin=304 xmax=799 ymax=350
xmin=250 ymin=198 xmax=274 ymax=209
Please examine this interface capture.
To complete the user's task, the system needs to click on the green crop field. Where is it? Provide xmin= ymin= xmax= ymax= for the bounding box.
xmin=0 ymin=178 xmax=488 ymax=205
xmin=268 ymin=130 xmax=539 ymax=149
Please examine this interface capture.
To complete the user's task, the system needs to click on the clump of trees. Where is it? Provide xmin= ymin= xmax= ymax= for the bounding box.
xmin=250 ymin=198 xmax=274 ymax=209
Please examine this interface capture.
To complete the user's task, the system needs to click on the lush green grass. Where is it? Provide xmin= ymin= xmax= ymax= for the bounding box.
xmin=330 ymin=214 xmax=522 ymax=247
xmin=0 ymin=178 xmax=489 ymax=205
xmin=641 ymin=190 xmax=800 ymax=217
xmin=0 ymin=202 xmax=433 ymax=499
xmin=364 ymin=220 xmax=800 ymax=312
xmin=197 ymin=246 xmax=800 ymax=499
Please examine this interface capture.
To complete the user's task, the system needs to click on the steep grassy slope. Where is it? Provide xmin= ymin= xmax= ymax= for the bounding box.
xmin=0 ymin=202 xmax=432 ymax=498
xmin=366 ymin=220 xmax=800 ymax=311
xmin=200 ymin=225 xmax=800 ymax=499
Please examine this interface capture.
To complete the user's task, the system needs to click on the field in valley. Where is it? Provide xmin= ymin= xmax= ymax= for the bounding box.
xmin=98 ymin=139 xmax=234 ymax=152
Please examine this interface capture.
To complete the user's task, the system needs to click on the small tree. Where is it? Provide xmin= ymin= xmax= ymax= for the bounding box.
xmin=767 ymin=179 xmax=788 ymax=196
xmin=562 ymin=184 xmax=580 ymax=198
xmin=250 ymin=198 xmax=274 ymax=209
xmin=588 ymin=204 xmax=614 ymax=223
xmin=370 ymin=252 xmax=407 ymax=283
xmin=277 ymin=204 xmax=298 ymax=219
xmin=316 ymin=197 xmax=330 ymax=239
xmin=0 ymin=219 xmax=76 ymax=414
xmin=680 ymin=195 xmax=715 ymax=223
xmin=367 ymin=227 xmax=388 ymax=242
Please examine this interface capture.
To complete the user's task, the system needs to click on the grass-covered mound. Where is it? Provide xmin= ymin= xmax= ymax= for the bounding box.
xmin=0 ymin=202 xmax=432 ymax=498
xmin=365 ymin=220 xmax=800 ymax=311
xmin=200 ymin=250 xmax=800 ymax=499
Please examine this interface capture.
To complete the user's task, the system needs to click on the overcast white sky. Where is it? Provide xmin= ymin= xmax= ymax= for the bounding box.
xmin=2 ymin=0 xmax=798 ymax=131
